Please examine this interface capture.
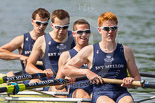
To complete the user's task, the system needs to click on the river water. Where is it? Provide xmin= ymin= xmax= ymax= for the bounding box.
xmin=0 ymin=0 xmax=155 ymax=102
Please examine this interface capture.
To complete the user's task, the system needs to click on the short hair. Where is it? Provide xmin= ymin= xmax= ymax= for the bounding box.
xmin=32 ymin=8 xmax=50 ymax=20
xmin=73 ymin=19 xmax=90 ymax=31
xmin=98 ymin=12 xmax=118 ymax=27
xmin=51 ymin=9 xmax=70 ymax=23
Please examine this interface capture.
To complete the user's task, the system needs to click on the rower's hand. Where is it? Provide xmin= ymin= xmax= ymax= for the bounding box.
xmin=20 ymin=55 xmax=29 ymax=66
xmin=65 ymin=76 xmax=75 ymax=85
xmin=86 ymin=70 xmax=103 ymax=84
xmin=121 ymin=77 xmax=134 ymax=88
xmin=43 ymin=69 xmax=53 ymax=78
xmin=55 ymin=77 xmax=75 ymax=90
xmin=6 ymin=71 xmax=15 ymax=77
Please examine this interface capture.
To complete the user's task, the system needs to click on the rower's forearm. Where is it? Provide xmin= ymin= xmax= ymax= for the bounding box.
xmin=26 ymin=64 xmax=44 ymax=74
xmin=0 ymin=51 xmax=21 ymax=60
xmin=63 ymin=66 xmax=87 ymax=78
xmin=55 ymin=85 xmax=66 ymax=90
xmin=134 ymin=75 xmax=141 ymax=81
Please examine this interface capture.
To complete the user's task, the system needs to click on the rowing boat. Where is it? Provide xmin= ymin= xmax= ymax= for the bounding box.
xmin=0 ymin=91 xmax=91 ymax=103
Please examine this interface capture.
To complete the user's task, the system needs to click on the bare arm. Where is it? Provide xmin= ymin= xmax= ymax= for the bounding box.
xmin=121 ymin=45 xmax=141 ymax=87
xmin=56 ymin=51 xmax=70 ymax=79
xmin=55 ymin=51 xmax=70 ymax=90
xmin=26 ymin=36 xmax=44 ymax=73
xmin=26 ymin=36 xmax=53 ymax=78
xmin=124 ymin=45 xmax=141 ymax=80
xmin=0 ymin=35 xmax=28 ymax=61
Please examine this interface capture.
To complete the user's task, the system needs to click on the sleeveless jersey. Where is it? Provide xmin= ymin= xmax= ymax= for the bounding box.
xmin=21 ymin=33 xmax=44 ymax=74
xmin=91 ymin=43 xmax=128 ymax=91
xmin=43 ymin=31 xmax=75 ymax=78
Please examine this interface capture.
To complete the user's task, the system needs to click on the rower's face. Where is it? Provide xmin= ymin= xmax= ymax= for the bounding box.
xmin=73 ymin=24 xmax=91 ymax=47
xmin=98 ymin=20 xmax=118 ymax=42
xmin=51 ymin=17 xmax=69 ymax=40
xmin=32 ymin=14 xmax=49 ymax=35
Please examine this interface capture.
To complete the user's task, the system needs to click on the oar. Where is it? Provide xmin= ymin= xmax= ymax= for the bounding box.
xmin=140 ymin=72 xmax=155 ymax=78
xmin=0 ymin=73 xmax=46 ymax=84
xmin=14 ymin=71 xmax=24 ymax=75
xmin=0 ymin=77 xmax=155 ymax=94
xmin=135 ymin=96 xmax=155 ymax=103
xmin=102 ymin=78 xmax=155 ymax=88
xmin=0 ymin=77 xmax=86 ymax=94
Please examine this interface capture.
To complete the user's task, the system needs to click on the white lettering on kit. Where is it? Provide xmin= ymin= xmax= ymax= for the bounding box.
xmin=95 ymin=64 xmax=124 ymax=70
xmin=48 ymin=52 xmax=62 ymax=57
xmin=25 ymin=51 xmax=31 ymax=55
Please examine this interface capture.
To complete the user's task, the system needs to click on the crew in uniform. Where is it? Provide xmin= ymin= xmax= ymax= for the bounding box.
xmin=63 ymin=12 xmax=141 ymax=103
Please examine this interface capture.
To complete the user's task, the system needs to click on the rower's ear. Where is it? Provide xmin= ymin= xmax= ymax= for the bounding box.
xmin=31 ymin=19 xmax=34 ymax=25
xmin=72 ymin=31 xmax=76 ymax=37
xmin=98 ymin=27 xmax=102 ymax=34
xmin=51 ymin=22 xmax=54 ymax=29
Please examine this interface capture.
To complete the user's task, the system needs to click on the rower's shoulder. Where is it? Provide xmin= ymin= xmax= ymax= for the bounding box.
xmin=122 ymin=45 xmax=133 ymax=53
xmin=81 ymin=45 xmax=93 ymax=51
xmin=78 ymin=45 xmax=93 ymax=57
xmin=11 ymin=35 xmax=24 ymax=42
xmin=36 ymin=35 xmax=45 ymax=43
xmin=59 ymin=51 xmax=70 ymax=65
xmin=123 ymin=44 xmax=135 ymax=61
xmin=60 ymin=51 xmax=70 ymax=59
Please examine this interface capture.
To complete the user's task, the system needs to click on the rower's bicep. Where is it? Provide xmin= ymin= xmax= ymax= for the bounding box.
xmin=1 ymin=35 xmax=24 ymax=51
xmin=57 ymin=52 xmax=70 ymax=79
xmin=67 ymin=46 xmax=92 ymax=67
xmin=28 ymin=38 xmax=43 ymax=64
xmin=124 ymin=45 xmax=140 ymax=79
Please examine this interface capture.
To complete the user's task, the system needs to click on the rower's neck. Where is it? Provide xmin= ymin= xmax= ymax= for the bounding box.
xmin=74 ymin=45 xmax=87 ymax=52
xmin=30 ymin=30 xmax=44 ymax=40
xmin=49 ymin=31 xmax=68 ymax=43
xmin=99 ymin=41 xmax=117 ymax=53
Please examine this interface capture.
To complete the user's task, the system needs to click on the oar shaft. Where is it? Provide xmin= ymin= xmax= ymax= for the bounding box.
xmin=0 ymin=79 xmax=67 ymax=93
xmin=25 ymin=79 xmax=62 ymax=89
xmin=0 ymin=73 xmax=46 ymax=84
xmin=140 ymin=72 xmax=155 ymax=78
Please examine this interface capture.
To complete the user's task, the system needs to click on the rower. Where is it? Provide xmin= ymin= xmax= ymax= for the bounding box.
xmin=63 ymin=12 xmax=141 ymax=103
xmin=56 ymin=19 xmax=92 ymax=101
xmin=0 ymin=8 xmax=50 ymax=80
xmin=26 ymin=9 xmax=75 ymax=91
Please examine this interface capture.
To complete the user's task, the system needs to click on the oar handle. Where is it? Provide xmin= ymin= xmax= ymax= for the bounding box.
xmin=102 ymin=78 xmax=141 ymax=87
